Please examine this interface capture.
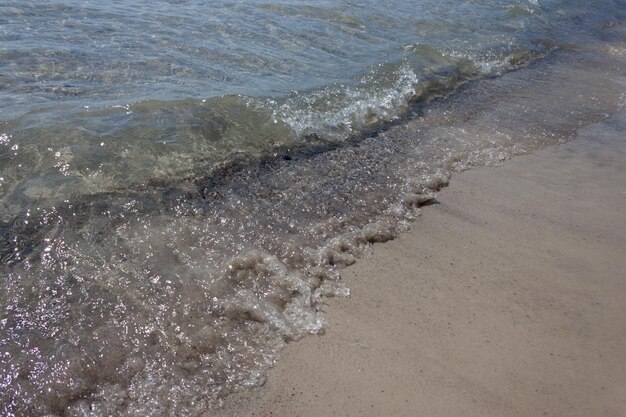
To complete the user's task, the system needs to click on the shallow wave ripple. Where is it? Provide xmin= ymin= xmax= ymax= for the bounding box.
xmin=2 ymin=0 xmax=624 ymax=219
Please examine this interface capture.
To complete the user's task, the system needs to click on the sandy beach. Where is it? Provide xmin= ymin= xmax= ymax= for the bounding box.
xmin=220 ymin=110 xmax=626 ymax=417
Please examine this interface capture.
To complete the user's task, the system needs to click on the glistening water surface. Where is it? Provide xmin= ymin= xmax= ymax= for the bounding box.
xmin=2 ymin=0 xmax=623 ymax=217
xmin=1 ymin=1 xmax=625 ymax=415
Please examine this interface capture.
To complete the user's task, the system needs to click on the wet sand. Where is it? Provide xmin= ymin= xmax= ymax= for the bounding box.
xmin=220 ymin=110 xmax=626 ymax=417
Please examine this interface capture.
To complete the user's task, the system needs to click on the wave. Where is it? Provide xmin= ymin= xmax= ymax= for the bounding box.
xmin=0 ymin=43 xmax=543 ymax=222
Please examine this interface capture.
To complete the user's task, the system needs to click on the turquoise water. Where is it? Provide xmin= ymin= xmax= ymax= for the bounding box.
xmin=0 ymin=0 xmax=576 ymax=118
xmin=0 ymin=1 xmax=625 ymax=416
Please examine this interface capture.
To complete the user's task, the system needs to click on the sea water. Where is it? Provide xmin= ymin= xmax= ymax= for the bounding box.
xmin=1 ymin=1 xmax=625 ymax=415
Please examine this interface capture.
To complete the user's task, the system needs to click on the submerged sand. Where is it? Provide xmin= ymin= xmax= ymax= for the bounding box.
xmin=220 ymin=110 xmax=626 ymax=416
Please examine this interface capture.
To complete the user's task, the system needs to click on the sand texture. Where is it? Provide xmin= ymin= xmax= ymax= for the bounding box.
xmin=220 ymin=111 xmax=626 ymax=417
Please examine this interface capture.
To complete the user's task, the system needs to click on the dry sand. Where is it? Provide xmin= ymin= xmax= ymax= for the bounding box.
xmin=221 ymin=110 xmax=626 ymax=417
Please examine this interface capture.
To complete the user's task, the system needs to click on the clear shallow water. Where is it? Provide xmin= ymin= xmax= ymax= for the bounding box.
xmin=0 ymin=0 xmax=562 ymax=116
xmin=0 ymin=1 xmax=625 ymax=416
xmin=1 ymin=0 xmax=622 ymax=216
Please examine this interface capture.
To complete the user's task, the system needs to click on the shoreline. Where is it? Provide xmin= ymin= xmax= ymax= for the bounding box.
xmin=1 ymin=5 xmax=625 ymax=415
xmin=2 ymin=29 xmax=625 ymax=416
xmin=218 ymin=110 xmax=626 ymax=416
